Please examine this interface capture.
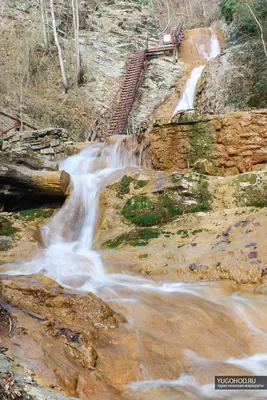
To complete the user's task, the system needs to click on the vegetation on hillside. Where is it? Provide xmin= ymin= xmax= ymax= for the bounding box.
xmin=220 ymin=0 xmax=267 ymax=36
xmin=219 ymin=0 xmax=267 ymax=108
xmin=0 ymin=0 xmax=110 ymax=140
xmin=150 ymin=0 xmax=221 ymax=29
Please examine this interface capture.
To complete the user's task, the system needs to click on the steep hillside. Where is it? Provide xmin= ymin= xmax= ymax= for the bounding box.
xmin=196 ymin=0 xmax=267 ymax=113
xmin=0 ymin=0 xmax=159 ymax=140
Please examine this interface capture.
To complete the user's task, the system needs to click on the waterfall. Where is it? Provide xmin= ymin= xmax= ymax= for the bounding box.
xmin=3 ymin=135 xmax=140 ymax=292
xmin=172 ymin=28 xmax=221 ymax=116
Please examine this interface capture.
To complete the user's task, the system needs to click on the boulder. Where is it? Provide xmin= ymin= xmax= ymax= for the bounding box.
xmin=0 ymin=236 xmax=13 ymax=251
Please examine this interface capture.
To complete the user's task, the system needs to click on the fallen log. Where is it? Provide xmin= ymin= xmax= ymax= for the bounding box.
xmin=0 ymin=164 xmax=70 ymax=197
xmin=0 ymin=151 xmax=70 ymax=198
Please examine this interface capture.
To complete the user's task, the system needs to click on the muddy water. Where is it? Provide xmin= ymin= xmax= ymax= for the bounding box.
xmin=2 ymin=29 xmax=267 ymax=400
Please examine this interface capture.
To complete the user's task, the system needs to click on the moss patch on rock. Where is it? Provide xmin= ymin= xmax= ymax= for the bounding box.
xmin=187 ymin=121 xmax=213 ymax=169
xmin=121 ymin=174 xmax=211 ymax=227
xmin=0 ymin=216 xmax=17 ymax=236
xmin=134 ymin=179 xmax=148 ymax=189
xmin=115 ymin=175 xmax=134 ymax=197
xmin=103 ymin=228 xmax=161 ymax=248
xmin=16 ymin=208 xmax=55 ymax=221
xmin=139 ymin=253 xmax=149 ymax=259
xmin=231 ymin=172 xmax=267 ymax=207
xmin=114 ymin=176 xmax=149 ymax=198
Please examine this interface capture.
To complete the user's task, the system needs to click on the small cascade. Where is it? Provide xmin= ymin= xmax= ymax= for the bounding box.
xmin=4 ymin=135 xmax=139 ymax=292
xmin=172 ymin=28 xmax=221 ymax=116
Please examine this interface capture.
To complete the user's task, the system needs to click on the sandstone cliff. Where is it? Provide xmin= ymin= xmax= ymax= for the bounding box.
xmin=146 ymin=110 xmax=267 ymax=175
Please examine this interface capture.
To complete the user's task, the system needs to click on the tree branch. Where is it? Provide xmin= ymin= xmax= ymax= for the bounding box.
xmin=246 ymin=1 xmax=267 ymax=59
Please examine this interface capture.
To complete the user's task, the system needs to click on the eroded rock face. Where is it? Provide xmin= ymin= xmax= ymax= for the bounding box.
xmin=146 ymin=110 xmax=267 ymax=175
xmin=94 ymin=169 xmax=267 ymax=286
xmin=132 ymin=57 xmax=184 ymax=127
xmin=195 ymin=38 xmax=267 ymax=113
xmin=1 ymin=128 xmax=74 ymax=161
xmin=0 ymin=275 xmax=124 ymax=330
xmin=0 ymin=274 xmax=125 ymax=399
xmin=94 ymin=170 xmax=212 ymax=249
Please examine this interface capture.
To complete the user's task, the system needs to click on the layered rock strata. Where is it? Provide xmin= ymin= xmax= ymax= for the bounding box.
xmin=147 ymin=110 xmax=267 ymax=175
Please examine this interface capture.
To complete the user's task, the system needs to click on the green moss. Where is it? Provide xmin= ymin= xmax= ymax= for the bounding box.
xmin=17 ymin=208 xmax=54 ymax=221
xmin=171 ymin=175 xmax=180 ymax=184
xmin=121 ymin=194 xmax=183 ymax=227
xmin=192 ymin=228 xmax=203 ymax=234
xmin=177 ymin=229 xmax=189 ymax=238
xmin=139 ymin=253 xmax=149 ymax=259
xmin=121 ymin=174 xmax=211 ymax=227
xmin=247 ymin=201 xmax=267 ymax=208
xmin=231 ymin=173 xmax=257 ymax=186
xmin=186 ymin=121 xmax=213 ymax=169
xmin=135 ymin=180 xmax=148 ymax=189
xmin=103 ymin=229 xmax=161 ymax=248
xmin=0 ymin=216 xmax=17 ymax=236
xmin=192 ymin=202 xmax=210 ymax=213
xmin=232 ymin=173 xmax=267 ymax=207
xmin=115 ymin=175 xmax=134 ymax=196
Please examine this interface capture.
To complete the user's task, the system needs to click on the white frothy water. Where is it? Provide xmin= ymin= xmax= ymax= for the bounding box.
xmin=172 ymin=28 xmax=221 ymax=116
xmin=173 ymin=65 xmax=205 ymax=113
xmin=4 ymin=136 xmax=139 ymax=292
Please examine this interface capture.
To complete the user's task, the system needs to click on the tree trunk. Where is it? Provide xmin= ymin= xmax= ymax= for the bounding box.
xmin=72 ymin=0 xmax=81 ymax=85
xmin=40 ymin=0 xmax=48 ymax=47
xmin=49 ymin=0 xmax=69 ymax=91
xmin=246 ymin=1 xmax=267 ymax=59
xmin=0 ymin=152 xmax=70 ymax=198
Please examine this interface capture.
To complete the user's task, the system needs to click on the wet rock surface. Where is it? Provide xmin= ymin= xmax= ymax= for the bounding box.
xmin=0 ymin=274 xmax=125 ymax=399
xmin=3 ymin=166 xmax=267 ymax=398
xmin=0 ymin=355 xmax=78 ymax=400
xmin=196 ymin=37 xmax=267 ymax=113
xmin=95 ymin=169 xmax=267 ymax=285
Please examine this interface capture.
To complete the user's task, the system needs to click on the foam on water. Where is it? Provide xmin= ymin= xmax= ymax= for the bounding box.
xmin=3 ymin=135 xmax=140 ymax=292
xmin=126 ymin=373 xmax=267 ymax=399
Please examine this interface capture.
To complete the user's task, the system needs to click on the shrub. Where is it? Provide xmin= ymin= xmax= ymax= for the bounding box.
xmin=220 ymin=0 xmax=237 ymax=23
xmin=220 ymin=0 xmax=267 ymax=35
xmin=103 ymin=229 xmax=161 ymax=248
xmin=0 ymin=216 xmax=17 ymax=236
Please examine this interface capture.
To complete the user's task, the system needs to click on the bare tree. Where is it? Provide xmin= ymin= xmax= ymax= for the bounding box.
xmin=40 ymin=0 xmax=48 ymax=47
xmin=49 ymin=0 xmax=69 ymax=91
xmin=246 ymin=0 xmax=267 ymax=59
xmin=71 ymin=0 xmax=81 ymax=84
xmin=202 ymin=0 xmax=206 ymax=19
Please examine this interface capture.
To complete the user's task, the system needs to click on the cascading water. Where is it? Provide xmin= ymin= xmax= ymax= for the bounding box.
xmin=3 ymin=29 xmax=267 ymax=400
xmin=172 ymin=28 xmax=221 ymax=116
xmin=4 ymin=135 xmax=139 ymax=292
